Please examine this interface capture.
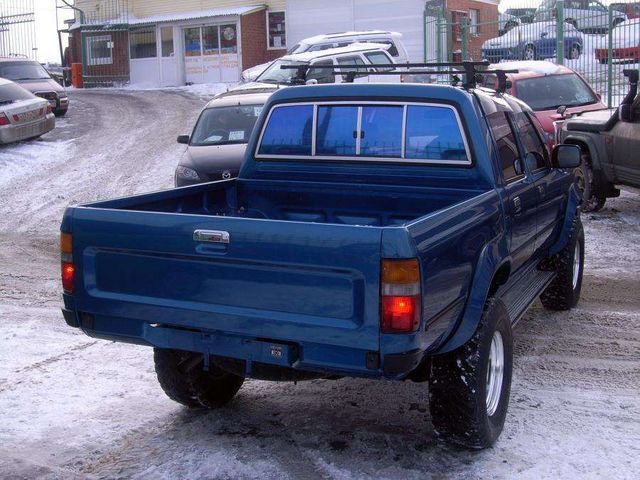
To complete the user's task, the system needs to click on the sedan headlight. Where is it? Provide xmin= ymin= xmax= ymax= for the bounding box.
xmin=175 ymin=165 xmax=201 ymax=181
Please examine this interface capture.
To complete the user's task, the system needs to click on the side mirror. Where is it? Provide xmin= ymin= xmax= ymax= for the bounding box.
xmin=552 ymin=144 xmax=581 ymax=169
xmin=540 ymin=31 xmax=548 ymax=38
xmin=177 ymin=134 xmax=190 ymax=145
xmin=305 ymin=78 xmax=318 ymax=85
xmin=556 ymin=105 xmax=567 ymax=116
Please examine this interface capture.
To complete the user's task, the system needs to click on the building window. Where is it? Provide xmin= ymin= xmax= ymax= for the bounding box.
xmin=86 ymin=35 xmax=112 ymax=65
xmin=220 ymin=24 xmax=237 ymax=54
xmin=161 ymin=27 xmax=174 ymax=57
xmin=130 ymin=27 xmax=157 ymax=59
xmin=469 ymin=9 xmax=479 ymax=35
xmin=267 ymin=11 xmax=286 ymax=49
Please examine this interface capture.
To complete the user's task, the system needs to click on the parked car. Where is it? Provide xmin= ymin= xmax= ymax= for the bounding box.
xmin=175 ymin=88 xmax=277 ymax=187
xmin=484 ymin=61 xmax=606 ymax=145
xmin=505 ymin=7 xmax=537 ymax=24
xmin=247 ymin=43 xmax=399 ymax=87
xmin=0 ymin=78 xmax=55 ymax=144
xmin=534 ymin=0 xmax=627 ymax=32
xmin=241 ymin=31 xmax=408 ymax=82
xmin=594 ymin=18 xmax=640 ymax=63
xmin=482 ymin=21 xmax=583 ymax=62
xmin=559 ymin=69 xmax=639 ymax=211
xmin=60 ymin=71 xmax=584 ymax=450
xmin=611 ymin=2 xmax=640 ymax=19
xmin=0 ymin=57 xmax=69 ymax=116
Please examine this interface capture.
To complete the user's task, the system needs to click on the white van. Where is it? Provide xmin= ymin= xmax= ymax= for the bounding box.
xmin=241 ymin=31 xmax=408 ymax=82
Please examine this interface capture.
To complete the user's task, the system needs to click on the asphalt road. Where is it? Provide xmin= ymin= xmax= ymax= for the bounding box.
xmin=0 ymin=89 xmax=638 ymax=479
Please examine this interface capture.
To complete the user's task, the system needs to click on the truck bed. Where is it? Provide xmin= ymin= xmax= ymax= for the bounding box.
xmin=93 ymin=178 xmax=483 ymax=227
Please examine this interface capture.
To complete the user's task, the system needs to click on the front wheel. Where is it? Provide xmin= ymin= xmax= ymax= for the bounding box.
xmin=540 ymin=217 xmax=585 ymax=310
xmin=575 ymin=155 xmax=606 ymax=212
xmin=429 ymin=299 xmax=513 ymax=449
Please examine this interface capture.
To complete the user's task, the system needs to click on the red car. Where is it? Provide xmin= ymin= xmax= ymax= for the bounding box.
xmin=487 ymin=61 xmax=606 ymax=145
xmin=594 ymin=18 xmax=640 ymax=63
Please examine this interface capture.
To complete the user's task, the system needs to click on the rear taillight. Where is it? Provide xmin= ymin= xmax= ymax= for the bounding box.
xmin=61 ymin=232 xmax=74 ymax=293
xmin=381 ymin=259 xmax=421 ymax=333
xmin=46 ymin=104 xmax=52 ymax=114
xmin=0 ymin=113 xmax=9 ymax=126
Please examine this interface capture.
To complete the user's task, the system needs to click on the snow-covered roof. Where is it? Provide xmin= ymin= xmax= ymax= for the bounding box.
xmin=128 ymin=5 xmax=264 ymax=25
xmin=279 ymin=42 xmax=391 ymax=62
xmin=302 ymin=30 xmax=401 ymax=44
xmin=490 ymin=61 xmax=569 ymax=76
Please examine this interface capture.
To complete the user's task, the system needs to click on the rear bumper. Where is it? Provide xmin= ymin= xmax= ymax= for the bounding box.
xmin=595 ymin=47 xmax=640 ymax=60
xmin=0 ymin=114 xmax=55 ymax=144
xmin=63 ymin=308 xmax=425 ymax=379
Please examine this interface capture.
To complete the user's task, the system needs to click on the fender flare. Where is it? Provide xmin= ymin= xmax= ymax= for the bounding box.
xmin=548 ymin=182 xmax=582 ymax=256
xmin=434 ymin=234 xmax=510 ymax=354
xmin=562 ymin=132 xmax=604 ymax=171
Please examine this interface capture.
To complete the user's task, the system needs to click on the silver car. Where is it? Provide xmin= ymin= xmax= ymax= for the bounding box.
xmin=175 ymin=88 xmax=277 ymax=187
xmin=535 ymin=0 xmax=627 ymax=32
xmin=0 ymin=57 xmax=69 ymax=116
xmin=0 ymin=78 xmax=55 ymax=144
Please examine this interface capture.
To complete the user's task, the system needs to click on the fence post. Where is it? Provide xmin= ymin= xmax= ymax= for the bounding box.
xmin=436 ymin=12 xmax=444 ymax=63
xmin=423 ymin=8 xmax=428 ymax=62
xmin=607 ymin=7 xmax=614 ymax=107
xmin=461 ymin=17 xmax=468 ymax=61
xmin=556 ymin=0 xmax=564 ymax=65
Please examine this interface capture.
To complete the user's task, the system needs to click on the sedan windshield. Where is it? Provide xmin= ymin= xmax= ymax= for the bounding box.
xmin=257 ymin=59 xmax=336 ymax=85
xmin=190 ymin=105 xmax=264 ymax=146
xmin=0 ymin=62 xmax=51 ymax=81
xmin=515 ymin=73 xmax=598 ymax=111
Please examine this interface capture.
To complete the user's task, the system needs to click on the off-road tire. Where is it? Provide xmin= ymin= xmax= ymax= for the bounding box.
xmin=154 ymin=348 xmax=201 ymax=408
xmin=154 ymin=348 xmax=245 ymax=408
xmin=540 ymin=217 xmax=585 ymax=310
xmin=575 ymin=154 xmax=606 ymax=212
xmin=429 ymin=299 xmax=513 ymax=449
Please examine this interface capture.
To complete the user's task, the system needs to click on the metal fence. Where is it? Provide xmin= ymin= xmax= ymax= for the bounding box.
xmin=0 ymin=0 xmax=36 ymax=59
xmin=425 ymin=0 xmax=640 ymax=107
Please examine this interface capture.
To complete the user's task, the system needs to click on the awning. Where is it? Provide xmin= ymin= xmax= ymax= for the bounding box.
xmin=128 ymin=5 xmax=265 ymax=26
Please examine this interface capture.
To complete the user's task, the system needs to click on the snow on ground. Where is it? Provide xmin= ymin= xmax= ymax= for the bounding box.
xmin=0 ymin=89 xmax=639 ymax=479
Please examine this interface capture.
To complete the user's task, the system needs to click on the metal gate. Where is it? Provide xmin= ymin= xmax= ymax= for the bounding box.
xmin=425 ymin=0 xmax=640 ymax=107
xmin=0 ymin=0 xmax=36 ymax=59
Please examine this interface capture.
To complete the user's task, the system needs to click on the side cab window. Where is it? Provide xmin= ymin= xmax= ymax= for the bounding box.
xmin=336 ymin=55 xmax=368 ymax=80
xmin=513 ymin=112 xmax=549 ymax=172
xmin=487 ymin=111 xmax=524 ymax=183
xmin=307 ymin=59 xmax=335 ymax=84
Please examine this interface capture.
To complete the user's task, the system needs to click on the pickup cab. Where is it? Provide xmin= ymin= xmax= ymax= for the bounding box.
xmin=60 ymin=80 xmax=584 ymax=449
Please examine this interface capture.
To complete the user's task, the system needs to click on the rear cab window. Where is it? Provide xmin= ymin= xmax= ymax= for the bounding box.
xmin=0 ymin=83 xmax=34 ymax=104
xmin=257 ymin=101 xmax=471 ymax=164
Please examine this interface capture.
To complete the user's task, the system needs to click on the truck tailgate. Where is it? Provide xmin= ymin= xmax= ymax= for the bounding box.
xmin=70 ymin=207 xmax=383 ymax=351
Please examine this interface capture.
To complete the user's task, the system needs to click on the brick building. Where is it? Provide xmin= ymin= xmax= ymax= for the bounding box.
xmin=68 ymin=0 xmax=498 ymax=87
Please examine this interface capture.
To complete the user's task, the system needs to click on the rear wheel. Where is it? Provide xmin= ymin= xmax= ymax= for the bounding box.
xmin=154 ymin=348 xmax=245 ymax=408
xmin=429 ymin=299 xmax=513 ymax=449
xmin=522 ymin=44 xmax=536 ymax=60
xmin=567 ymin=44 xmax=581 ymax=60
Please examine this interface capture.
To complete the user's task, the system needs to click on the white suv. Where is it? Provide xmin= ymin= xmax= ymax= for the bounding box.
xmin=534 ymin=0 xmax=627 ymax=32
xmin=241 ymin=31 xmax=408 ymax=82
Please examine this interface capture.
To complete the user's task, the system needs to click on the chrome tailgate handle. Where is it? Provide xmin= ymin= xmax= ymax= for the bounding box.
xmin=193 ymin=230 xmax=230 ymax=244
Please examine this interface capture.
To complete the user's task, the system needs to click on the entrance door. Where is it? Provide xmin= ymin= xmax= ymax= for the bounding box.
xmin=183 ymin=24 xmax=239 ymax=84
xmin=183 ymin=26 xmax=204 ymax=84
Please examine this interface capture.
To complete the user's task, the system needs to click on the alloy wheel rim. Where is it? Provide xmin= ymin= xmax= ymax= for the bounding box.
xmin=486 ymin=331 xmax=504 ymax=417
xmin=524 ymin=47 xmax=534 ymax=60
xmin=572 ymin=242 xmax=581 ymax=289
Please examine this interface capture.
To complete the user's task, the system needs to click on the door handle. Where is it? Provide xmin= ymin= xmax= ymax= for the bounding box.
xmin=513 ymin=196 xmax=522 ymax=214
xmin=538 ymin=185 xmax=546 ymax=198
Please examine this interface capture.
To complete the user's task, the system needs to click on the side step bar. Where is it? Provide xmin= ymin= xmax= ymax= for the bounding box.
xmin=498 ymin=265 xmax=555 ymax=325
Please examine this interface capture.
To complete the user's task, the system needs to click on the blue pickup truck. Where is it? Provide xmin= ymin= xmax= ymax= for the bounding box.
xmin=60 ymin=79 xmax=584 ymax=449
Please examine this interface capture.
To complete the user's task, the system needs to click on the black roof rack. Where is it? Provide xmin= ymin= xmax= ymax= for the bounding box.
xmin=280 ymin=61 xmax=518 ymax=91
